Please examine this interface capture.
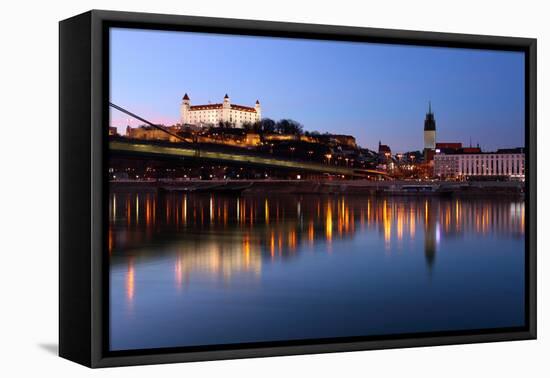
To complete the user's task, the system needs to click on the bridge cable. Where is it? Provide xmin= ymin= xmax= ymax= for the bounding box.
xmin=109 ymin=102 xmax=190 ymax=144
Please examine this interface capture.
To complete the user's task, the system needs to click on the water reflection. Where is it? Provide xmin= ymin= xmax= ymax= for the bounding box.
xmin=109 ymin=192 xmax=525 ymax=350
xmin=109 ymin=192 xmax=525 ymax=273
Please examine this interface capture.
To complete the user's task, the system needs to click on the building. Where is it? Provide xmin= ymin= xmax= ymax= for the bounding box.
xmin=126 ymin=125 xmax=184 ymax=143
xmin=180 ymin=93 xmax=261 ymax=128
xmin=206 ymin=128 xmax=261 ymax=147
xmin=109 ymin=126 xmax=118 ymax=136
xmin=424 ymin=102 xmax=437 ymax=163
xmin=316 ymin=134 xmax=357 ymax=148
xmin=436 ymin=142 xmax=462 ymax=151
xmin=462 ymin=146 xmax=482 ymax=154
xmin=378 ymin=141 xmax=391 ymax=157
xmin=377 ymin=141 xmax=393 ymax=170
xmin=434 ymin=148 xmax=525 ymax=180
xmin=262 ymin=133 xmax=357 ymax=149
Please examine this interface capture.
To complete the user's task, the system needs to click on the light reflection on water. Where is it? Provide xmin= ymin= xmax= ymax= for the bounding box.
xmin=109 ymin=192 xmax=525 ymax=351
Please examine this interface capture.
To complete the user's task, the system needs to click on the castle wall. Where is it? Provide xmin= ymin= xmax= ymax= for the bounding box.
xmin=180 ymin=95 xmax=260 ymax=127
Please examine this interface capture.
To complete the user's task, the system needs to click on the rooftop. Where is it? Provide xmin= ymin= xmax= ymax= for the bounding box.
xmin=188 ymin=103 xmax=257 ymax=112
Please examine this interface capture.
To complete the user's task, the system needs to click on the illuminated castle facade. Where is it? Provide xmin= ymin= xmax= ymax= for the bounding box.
xmin=180 ymin=93 xmax=261 ymax=128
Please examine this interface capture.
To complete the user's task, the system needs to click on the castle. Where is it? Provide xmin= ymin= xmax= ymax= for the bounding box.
xmin=180 ymin=93 xmax=261 ymax=128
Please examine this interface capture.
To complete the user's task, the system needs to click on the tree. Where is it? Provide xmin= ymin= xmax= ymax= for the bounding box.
xmin=259 ymin=118 xmax=276 ymax=134
xmin=305 ymin=130 xmax=321 ymax=137
xmin=218 ymin=121 xmax=233 ymax=129
xmin=275 ymin=119 xmax=303 ymax=135
xmin=242 ymin=122 xmax=254 ymax=132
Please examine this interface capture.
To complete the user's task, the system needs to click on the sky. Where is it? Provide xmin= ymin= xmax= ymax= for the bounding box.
xmin=110 ymin=27 xmax=525 ymax=152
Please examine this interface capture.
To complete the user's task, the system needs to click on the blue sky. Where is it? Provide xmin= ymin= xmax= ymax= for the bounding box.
xmin=110 ymin=27 xmax=525 ymax=152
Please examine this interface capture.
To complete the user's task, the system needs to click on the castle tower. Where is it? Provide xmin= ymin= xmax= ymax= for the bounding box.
xmin=255 ymin=99 xmax=261 ymax=121
xmin=424 ymin=101 xmax=436 ymax=150
xmin=180 ymin=93 xmax=190 ymax=124
xmin=222 ymin=93 xmax=231 ymax=124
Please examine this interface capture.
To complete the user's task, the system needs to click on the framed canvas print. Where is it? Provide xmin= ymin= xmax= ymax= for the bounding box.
xmin=59 ymin=10 xmax=536 ymax=368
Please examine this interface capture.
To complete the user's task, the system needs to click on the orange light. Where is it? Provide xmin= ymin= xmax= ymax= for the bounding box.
xmin=126 ymin=259 xmax=135 ymax=303
xmin=326 ymin=202 xmax=333 ymax=242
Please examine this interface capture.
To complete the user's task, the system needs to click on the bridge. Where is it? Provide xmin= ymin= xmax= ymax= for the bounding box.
xmin=109 ymin=103 xmax=387 ymax=178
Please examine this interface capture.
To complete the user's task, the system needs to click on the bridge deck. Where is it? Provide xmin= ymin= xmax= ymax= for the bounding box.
xmin=109 ymin=140 xmax=386 ymax=177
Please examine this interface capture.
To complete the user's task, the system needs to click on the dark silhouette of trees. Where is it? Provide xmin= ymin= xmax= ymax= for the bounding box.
xmin=232 ymin=118 xmax=305 ymax=136
xmin=218 ymin=121 xmax=233 ymax=129
xmin=259 ymin=118 xmax=276 ymax=134
xmin=242 ymin=119 xmax=278 ymax=135
xmin=275 ymin=119 xmax=303 ymax=135
xmin=304 ymin=130 xmax=321 ymax=137
xmin=242 ymin=122 xmax=255 ymax=132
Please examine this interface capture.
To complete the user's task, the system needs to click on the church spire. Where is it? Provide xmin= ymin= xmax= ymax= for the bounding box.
xmin=424 ymin=101 xmax=435 ymax=131
xmin=424 ymin=102 xmax=436 ymax=131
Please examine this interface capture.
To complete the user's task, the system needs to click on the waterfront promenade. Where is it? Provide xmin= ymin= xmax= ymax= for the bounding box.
xmin=109 ymin=179 xmax=524 ymax=196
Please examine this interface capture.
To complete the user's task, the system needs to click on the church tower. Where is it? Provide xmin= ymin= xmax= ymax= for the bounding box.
xmin=180 ymin=93 xmax=190 ymax=124
xmin=424 ymin=101 xmax=436 ymax=150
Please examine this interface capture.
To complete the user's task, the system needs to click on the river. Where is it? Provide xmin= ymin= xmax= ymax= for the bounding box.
xmin=108 ymin=192 xmax=525 ymax=351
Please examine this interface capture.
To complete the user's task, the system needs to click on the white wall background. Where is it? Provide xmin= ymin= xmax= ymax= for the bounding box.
xmin=0 ymin=0 xmax=547 ymax=376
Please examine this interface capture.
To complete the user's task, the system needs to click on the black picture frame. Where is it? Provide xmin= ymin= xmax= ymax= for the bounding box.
xmin=59 ymin=9 xmax=537 ymax=368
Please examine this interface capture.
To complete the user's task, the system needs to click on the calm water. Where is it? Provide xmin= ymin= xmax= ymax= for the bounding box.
xmin=109 ymin=191 xmax=525 ymax=351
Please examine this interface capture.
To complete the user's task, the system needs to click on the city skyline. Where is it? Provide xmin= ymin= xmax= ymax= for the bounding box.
xmin=110 ymin=28 xmax=525 ymax=152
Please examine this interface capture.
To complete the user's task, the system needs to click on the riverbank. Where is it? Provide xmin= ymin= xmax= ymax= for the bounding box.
xmin=109 ymin=179 xmax=524 ymax=197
